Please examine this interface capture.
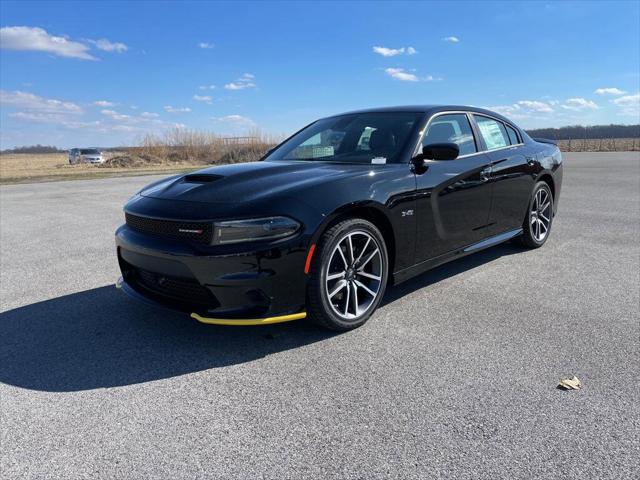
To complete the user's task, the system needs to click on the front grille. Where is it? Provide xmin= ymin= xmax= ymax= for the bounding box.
xmin=135 ymin=268 xmax=214 ymax=305
xmin=125 ymin=213 xmax=212 ymax=244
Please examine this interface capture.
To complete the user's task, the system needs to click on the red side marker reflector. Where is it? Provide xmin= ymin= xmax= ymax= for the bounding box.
xmin=304 ymin=244 xmax=316 ymax=274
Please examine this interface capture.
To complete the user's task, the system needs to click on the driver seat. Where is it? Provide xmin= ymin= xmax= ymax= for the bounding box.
xmin=369 ymin=128 xmax=396 ymax=154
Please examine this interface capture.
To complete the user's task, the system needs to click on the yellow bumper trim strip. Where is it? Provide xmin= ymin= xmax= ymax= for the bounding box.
xmin=190 ymin=311 xmax=306 ymax=326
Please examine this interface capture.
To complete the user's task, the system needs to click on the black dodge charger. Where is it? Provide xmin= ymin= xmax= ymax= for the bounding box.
xmin=116 ymin=106 xmax=563 ymax=330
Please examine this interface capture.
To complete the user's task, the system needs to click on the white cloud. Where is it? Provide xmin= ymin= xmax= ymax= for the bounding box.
xmin=224 ymin=83 xmax=246 ymax=90
xmin=193 ymin=94 xmax=213 ymax=104
xmin=2 ymin=94 xmax=192 ymax=147
xmin=612 ymin=93 xmax=640 ymax=106
xmin=164 ymin=106 xmax=192 ymax=113
xmin=0 ymin=26 xmax=96 ymax=60
xmin=373 ymin=46 xmax=404 ymax=57
xmin=224 ymin=73 xmax=256 ymax=90
xmin=487 ymin=100 xmax=554 ymax=119
xmin=372 ymin=46 xmax=417 ymax=57
xmin=384 ymin=68 xmax=418 ymax=82
xmin=93 ymin=100 xmax=115 ymax=107
xmin=489 ymin=97 xmax=603 ymax=119
xmin=212 ymin=114 xmax=256 ymax=127
xmin=100 ymin=109 xmax=131 ymax=120
xmin=612 ymin=93 xmax=640 ymax=117
xmin=198 ymin=42 xmax=214 ymax=49
xmin=87 ymin=38 xmax=128 ymax=53
xmin=198 ymin=84 xmax=216 ymax=90
xmin=0 ymin=90 xmax=82 ymax=113
xmin=9 ymin=111 xmax=101 ymax=129
xmin=516 ymin=100 xmax=554 ymax=113
xmin=594 ymin=87 xmax=626 ymax=96
xmin=9 ymin=111 xmax=68 ymax=123
xmin=443 ymin=36 xmax=460 ymax=43
xmin=488 ymin=105 xmax=524 ymax=118
xmin=561 ymin=98 xmax=598 ymax=111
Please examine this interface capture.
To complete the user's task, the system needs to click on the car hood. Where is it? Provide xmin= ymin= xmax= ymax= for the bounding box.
xmin=139 ymin=161 xmax=372 ymax=204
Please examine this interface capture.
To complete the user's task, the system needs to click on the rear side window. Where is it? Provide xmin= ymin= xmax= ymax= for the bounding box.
xmin=474 ymin=116 xmax=509 ymax=150
xmin=422 ymin=114 xmax=477 ymax=156
xmin=505 ymin=124 xmax=520 ymax=145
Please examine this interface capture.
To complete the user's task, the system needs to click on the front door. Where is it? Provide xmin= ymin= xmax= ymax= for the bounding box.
xmin=414 ymin=113 xmax=493 ymax=262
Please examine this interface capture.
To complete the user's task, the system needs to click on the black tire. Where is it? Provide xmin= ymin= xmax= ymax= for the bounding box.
xmin=520 ymin=181 xmax=554 ymax=249
xmin=306 ymin=218 xmax=389 ymax=331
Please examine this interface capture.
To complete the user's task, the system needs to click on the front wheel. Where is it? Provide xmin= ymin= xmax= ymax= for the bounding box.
xmin=520 ymin=181 xmax=554 ymax=248
xmin=306 ymin=218 xmax=389 ymax=331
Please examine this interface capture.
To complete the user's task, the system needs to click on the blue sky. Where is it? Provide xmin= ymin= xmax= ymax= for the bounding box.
xmin=1 ymin=0 xmax=639 ymax=149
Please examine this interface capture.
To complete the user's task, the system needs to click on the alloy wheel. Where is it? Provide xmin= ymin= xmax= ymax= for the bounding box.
xmin=530 ymin=187 xmax=552 ymax=242
xmin=324 ymin=230 xmax=384 ymax=320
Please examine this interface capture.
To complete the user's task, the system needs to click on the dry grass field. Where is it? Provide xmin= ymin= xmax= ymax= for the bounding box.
xmin=557 ymin=137 xmax=639 ymax=152
xmin=0 ymin=152 xmax=206 ymax=184
xmin=0 ymin=128 xmax=279 ymax=184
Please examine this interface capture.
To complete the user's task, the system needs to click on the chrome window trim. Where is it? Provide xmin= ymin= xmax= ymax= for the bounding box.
xmin=412 ymin=110 xmax=481 ymax=159
xmin=412 ymin=110 xmax=524 ymax=161
xmin=504 ymin=122 xmax=522 ymax=145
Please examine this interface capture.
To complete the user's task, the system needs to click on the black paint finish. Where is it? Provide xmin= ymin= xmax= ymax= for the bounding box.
xmin=115 ymin=105 xmax=563 ymax=318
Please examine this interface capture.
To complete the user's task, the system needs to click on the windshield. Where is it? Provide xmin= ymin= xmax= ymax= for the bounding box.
xmin=80 ymin=149 xmax=100 ymax=155
xmin=265 ymin=112 xmax=422 ymax=164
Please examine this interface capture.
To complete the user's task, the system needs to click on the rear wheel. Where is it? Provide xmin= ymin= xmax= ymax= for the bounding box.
xmin=520 ymin=181 xmax=553 ymax=248
xmin=306 ymin=218 xmax=388 ymax=331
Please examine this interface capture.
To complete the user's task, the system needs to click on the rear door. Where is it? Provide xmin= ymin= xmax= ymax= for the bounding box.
xmin=471 ymin=115 xmax=535 ymax=234
xmin=414 ymin=112 xmax=493 ymax=262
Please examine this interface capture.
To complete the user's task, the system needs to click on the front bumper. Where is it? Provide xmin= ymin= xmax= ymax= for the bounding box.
xmin=83 ymin=157 xmax=104 ymax=164
xmin=115 ymin=224 xmax=309 ymax=321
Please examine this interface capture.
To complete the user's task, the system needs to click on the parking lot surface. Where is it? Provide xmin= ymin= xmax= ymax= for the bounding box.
xmin=1 ymin=153 xmax=638 ymax=479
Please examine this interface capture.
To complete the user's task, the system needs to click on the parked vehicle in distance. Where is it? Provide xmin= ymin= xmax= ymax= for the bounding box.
xmin=115 ymin=105 xmax=563 ymax=330
xmin=69 ymin=148 xmax=104 ymax=164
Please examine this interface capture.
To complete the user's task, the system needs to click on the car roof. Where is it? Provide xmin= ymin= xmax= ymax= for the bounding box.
xmin=325 ymin=105 xmax=518 ymax=127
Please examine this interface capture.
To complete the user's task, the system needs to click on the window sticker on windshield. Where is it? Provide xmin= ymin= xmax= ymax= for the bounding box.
xmin=371 ymin=157 xmax=387 ymax=164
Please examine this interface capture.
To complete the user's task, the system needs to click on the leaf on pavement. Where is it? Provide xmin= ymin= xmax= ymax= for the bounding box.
xmin=557 ymin=376 xmax=582 ymax=390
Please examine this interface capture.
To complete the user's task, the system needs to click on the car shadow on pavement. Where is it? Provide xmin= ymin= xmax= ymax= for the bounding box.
xmin=383 ymin=242 xmax=524 ymax=306
xmin=0 ymin=242 xmax=523 ymax=392
xmin=0 ymin=286 xmax=337 ymax=392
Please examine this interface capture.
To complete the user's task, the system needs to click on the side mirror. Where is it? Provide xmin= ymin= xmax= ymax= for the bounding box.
xmin=421 ymin=142 xmax=459 ymax=161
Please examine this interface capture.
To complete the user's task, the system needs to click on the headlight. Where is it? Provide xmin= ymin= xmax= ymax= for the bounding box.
xmin=212 ymin=216 xmax=300 ymax=245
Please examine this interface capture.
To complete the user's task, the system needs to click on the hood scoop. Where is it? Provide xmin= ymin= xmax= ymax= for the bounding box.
xmin=183 ymin=174 xmax=223 ymax=183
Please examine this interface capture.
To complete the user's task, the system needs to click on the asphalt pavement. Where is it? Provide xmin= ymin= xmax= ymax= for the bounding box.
xmin=1 ymin=152 xmax=638 ymax=479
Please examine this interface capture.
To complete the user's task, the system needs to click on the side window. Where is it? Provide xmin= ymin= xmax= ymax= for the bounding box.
xmin=474 ymin=115 xmax=509 ymax=150
xmin=505 ymin=124 xmax=520 ymax=145
xmin=422 ymin=114 xmax=477 ymax=156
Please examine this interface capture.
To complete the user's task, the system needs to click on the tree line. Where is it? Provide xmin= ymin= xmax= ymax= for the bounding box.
xmin=526 ymin=124 xmax=639 ymax=140
xmin=1 ymin=144 xmax=66 ymax=154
